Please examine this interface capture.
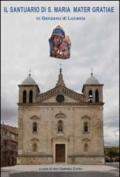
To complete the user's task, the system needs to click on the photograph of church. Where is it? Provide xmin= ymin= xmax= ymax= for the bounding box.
xmin=1 ymin=1 xmax=119 ymax=177
xmin=17 ymin=68 xmax=104 ymax=165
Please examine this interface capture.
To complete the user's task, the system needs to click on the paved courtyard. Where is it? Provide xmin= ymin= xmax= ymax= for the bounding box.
xmin=1 ymin=164 xmax=119 ymax=177
xmin=1 ymin=171 xmax=119 ymax=177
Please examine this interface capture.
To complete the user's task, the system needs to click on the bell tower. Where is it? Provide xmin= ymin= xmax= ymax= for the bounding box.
xmin=82 ymin=72 xmax=103 ymax=103
xmin=18 ymin=73 xmax=40 ymax=104
xmin=17 ymin=73 xmax=40 ymax=162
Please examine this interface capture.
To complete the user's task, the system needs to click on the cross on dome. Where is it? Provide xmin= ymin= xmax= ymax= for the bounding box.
xmin=56 ymin=67 xmax=65 ymax=87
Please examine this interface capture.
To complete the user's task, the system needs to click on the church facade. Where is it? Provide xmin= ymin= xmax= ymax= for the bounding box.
xmin=17 ymin=69 xmax=105 ymax=165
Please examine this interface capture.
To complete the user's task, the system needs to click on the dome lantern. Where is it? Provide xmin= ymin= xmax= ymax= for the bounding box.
xmin=21 ymin=73 xmax=37 ymax=86
xmin=85 ymin=72 xmax=99 ymax=85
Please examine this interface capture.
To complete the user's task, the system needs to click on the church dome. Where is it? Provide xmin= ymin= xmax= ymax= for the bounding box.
xmin=22 ymin=74 xmax=37 ymax=85
xmin=52 ymin=25 xmax=65 ymax=38
xmin=85 ymin=73 xmax=99 ymax=85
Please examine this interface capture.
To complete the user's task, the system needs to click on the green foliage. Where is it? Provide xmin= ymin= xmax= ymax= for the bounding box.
xmin=105 ymin=147 xmax=119 ymax=158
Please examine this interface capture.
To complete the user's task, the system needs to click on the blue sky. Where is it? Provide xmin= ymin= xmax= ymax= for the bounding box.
xmin=1 ymin=1 xmax=119 ymax=146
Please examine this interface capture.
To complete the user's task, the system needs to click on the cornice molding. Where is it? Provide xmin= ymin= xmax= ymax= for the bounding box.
xmin=18 ymin=102 xmax=104 ymax=106
xmin=30 ymin=115 xmax=40 ymax=120
xmin=55 ymin=112 xmax=66 ymax=119
xmin=31 ymin=138 xmax=39 ymax=142
xmin=36 ymin=85 xmax=85 ymax=103
xmin=81 ymin=115 xmax=91 ymax=120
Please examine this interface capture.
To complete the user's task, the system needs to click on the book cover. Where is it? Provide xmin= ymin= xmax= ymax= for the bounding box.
xmin=1 ymin=0 xmax=119 ymax=176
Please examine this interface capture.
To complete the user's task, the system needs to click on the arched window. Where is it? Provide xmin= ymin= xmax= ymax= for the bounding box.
xmin=84 ymin=122 xmax=88 ymax=133
xmin=88 ymin=90 xmax=93 ymax=103
xmin=32 ymin=143 xmax=37 ymax=152
xmin=89 ymin=90 xmax=93 ymax=96
xmin=58 ymin=120 xmax=63 ymax=133
xmin=84 ymin=143 xmax=88 ymax=152
xmin=23 ymin=90 xmax=27 ymax=103
xmin=95 ymin=90 xmax=99 ymax=102
xmin=32 ymin=122 xmax=37 ymax=133
xmin=29 ymin=90 xmax=33 ymax=103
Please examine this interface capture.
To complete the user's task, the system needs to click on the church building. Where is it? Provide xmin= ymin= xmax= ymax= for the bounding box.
xmin=17 ymin=69 xmax=104 ymax=164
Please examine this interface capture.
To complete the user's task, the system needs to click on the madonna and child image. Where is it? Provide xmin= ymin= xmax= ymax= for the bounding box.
xmin=49 ymin=25 xmax=71 ymax=59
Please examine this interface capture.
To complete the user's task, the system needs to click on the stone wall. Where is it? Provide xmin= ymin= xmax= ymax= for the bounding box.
xmin=17 ymin=102 xmax=104 ymax=165
xmin=68 ymin=156 xmax=105 ymax=165
xmin=17 ymin=156 xmax=53 ymax=165
xmin=17 ymin=156 xmax=104 ymax=165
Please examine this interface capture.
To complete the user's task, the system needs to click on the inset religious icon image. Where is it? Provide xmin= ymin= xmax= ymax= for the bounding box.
xmin=49 ymin=25 xmax=71 ymax=59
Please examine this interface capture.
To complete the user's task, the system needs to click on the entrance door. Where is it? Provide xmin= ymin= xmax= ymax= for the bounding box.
xmin=55 ymin=144 xmax=65 ymax=163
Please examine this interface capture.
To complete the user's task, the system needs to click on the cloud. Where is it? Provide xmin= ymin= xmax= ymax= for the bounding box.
xmin=104 ymin=126 xmax=119 ymax=146
xmin=1 ymin=1 xmax=119 ymax=146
